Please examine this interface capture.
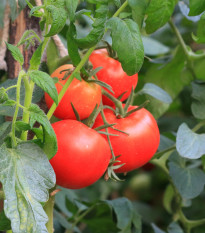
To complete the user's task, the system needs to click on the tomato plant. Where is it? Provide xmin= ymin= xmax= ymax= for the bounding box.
xmin=50 ymin=120 xmax=110 ymax=189
xmin=45 ymin=64 xmax=102 ymax=120
xmin=89 ymin=49 xmax=138 ymax=105
xmin=93 ymin=106 xmax=160 ymax=173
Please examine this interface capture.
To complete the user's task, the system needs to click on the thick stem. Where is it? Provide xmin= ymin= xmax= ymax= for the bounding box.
xmin=11 ymin=70 xmax=25 ymax=147
xmin=44 ymin=196 xmax=55 ymax=233
xmin=21 ymin=77 xmax=35 ymax=140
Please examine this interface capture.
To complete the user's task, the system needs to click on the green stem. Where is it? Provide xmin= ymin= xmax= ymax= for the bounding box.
xmin=192 ymin=120 xmax=205 ymax=132
xmin=102 ymin=89 xmax=124 ymax=116
xmin=5 ymin=85 xmax=17 ymax=92
xmin=21 ymin=77 xmax=35 ymax=140
xmin=11 ymin=70 xmax=25 ymax=147
xmin=113 ymin=1 xmax=128 ymax=17
xmin=44 ymin=196 xmax=55 ymax=233
xmin=168 ymin=19 xmax=197 ymax=80
xmin=47 ymin=46 xmax=96 ymax=120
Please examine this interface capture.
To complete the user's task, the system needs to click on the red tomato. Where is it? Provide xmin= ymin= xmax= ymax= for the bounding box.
xmin=93 ymin=106 xmax=160 ymax=173
xmin=50 ymin=120 xmax=111 ymax=189
xmin=45 ymin=64 xmax=102 ymax=120
xmin=89 ymin=49 xmax=138 ymax=106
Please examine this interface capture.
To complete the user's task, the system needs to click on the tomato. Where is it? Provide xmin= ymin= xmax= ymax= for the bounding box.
xmin=89 ymin=49 xmax=138 ymax=106
xmin=45 ymin=64 xmax=102 ymax=120
xmin=50 ymin=120 xmax=111 ymax=189
xmin=93 ymin=106 xmax=160 ymax=173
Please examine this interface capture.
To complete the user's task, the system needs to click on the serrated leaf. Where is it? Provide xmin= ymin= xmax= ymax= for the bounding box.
xmin=168 ymin=222 xmax=184 ymax=233
xmin=45 ymin=5 xmax=67 ymax=37
xmin=29 ymin=5 xmax=44 ymax=17
xmin=0 ymin=122 xmax=12 ymax=146
xmin=145 ymin=0 xmax=176 ymax=34
xmin=140 ymin=83 xmax=172 ymax=103
xmin=75 ymin=5 xmax=108 ymax=48
xmin=6 ymin=42 xmax=24 ymax=66
xmin=29 ymin=70 xmax=58 ymax=105
xmin=189 ymin=0 xmax=205 ymax=16
xmin=15 ymin=121 xmax=31 ymax=132
xmin=176 ymin=123 xmax=205 ymax=159
xmin=0 ymin=142 xmax=56 ymax=233
xmin=65 ymin=0 xmax=78 ymax=22
xmin=128 ymin=0 xmax=149 ymax=28
xmin=0 ymin=210 xmax=11 ymax=231
xmin=28 ymin=104 xmax=57 ymax=159
xmin=169 ymin=151 xmax=205 ymax=199
xmin=30 ymin=42 xmax=44 ymax=70
xmin=191 ymin=82 xmax=205 ymax=119
xmin=107 ymin=18 xmax=144 ymax=75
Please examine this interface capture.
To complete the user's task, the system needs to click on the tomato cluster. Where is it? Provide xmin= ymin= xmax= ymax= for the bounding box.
xmin=46 ymin=49 xmax=160 ymax=189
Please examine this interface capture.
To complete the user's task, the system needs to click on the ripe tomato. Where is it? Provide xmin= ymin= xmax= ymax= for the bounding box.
xmin=93 ymin=106 xmax=160 ymax=173
xmin=45 ymin=64 xmax=102 ymax=120
xmin=50 ymin=120 xmax=111 ymax=189
xmin=89 ymin=49 xmax=138 ymax=105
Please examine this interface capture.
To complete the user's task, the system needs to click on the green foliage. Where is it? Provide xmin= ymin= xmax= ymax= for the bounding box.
xmin=29 ymin=70 xmax=58 ymax=105
xmin=176 ymin=123 xmax=205 ymax=159
xmin=189 ymin=0 xmax=205 ymax=16
xmin=169 ymin=151 xmax=205 ymax=199
xmin=0 ymin=210 xmax=11 ymax=231
xmin=0 ymin=142 xmax=56 ymax=233
xmin=5 ymin=43 xmax=24 ymax=66
xmin=145 ymin=0 xmax=176 ymax=34
xmin=107 ymin=18 xmax=144 ymax=75
xmin=30 ymin=42 xmax=44 ymax=70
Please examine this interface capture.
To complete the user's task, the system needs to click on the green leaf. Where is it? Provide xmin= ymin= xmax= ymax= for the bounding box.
xmin=169 ymin=151 xmax=205 ymax=199
xmin=191 ymin=82 xmax=205 ymax=119
xmin=15 ymin=121 xmax=31 ymax=132
xmin=128 ymin=0 xmax=150 ymax=28
xmin=75 ymin=5 xmax=108 ymax=48
xmin=142 ymin=36 xmax=170 ymax=55
xmin=189 ymin=0 xmax=205 ymax=16
xmin=176 ymin=123 xmax=205 ymax=159
xmin=8 ymin=0 xmax=18 ymax=21
xmin=151 ymin=223 xmax=166 ymax=233
xmin=107 ymin=198 xmax=141 ymax=233
xmin=65 ymin=0 xmax=78 ymax=22
xmin=29 ymin=5 xmax=44 ymax=17
xmin=107 ymin=18 xmax=144 ymax=75
xmin=139 ymin=83 xmax=172 ymax=104
xmin=29 ymin=70 xmax=58 ymax=105
xmin=28 ymin=104 xmax=57 ymax=159
xmin=45 ymin=5 xmax=67 ymax=37
xmin=0 ymin=142 xmax=56 ymax=233
xmin=145 ymin=0 xmax=176 ymax=34
xmin=0 ymin=122 xmax=12 ymax=146
xmin=168 ymin=222 xmax=184 ymax=233
xmin=67 ymin=23 xmax=82 ymax=66
xmin=163 ymin=185 xmax=174 ymax=214
xmin=30 ymin=42 xmax=44 ymax=70
xmin=5 ymin=42 xmax=24 ymax=66
xmin=194 ymin=13 xmax=205 ymax=43
xmin=134 ymin=47 xmax=192 ymax=118
xmin=0 ymin=0 xmax=6 ymax=28
xmin=178 ymin=1 xmax=201 ymax=22
xmin=0 ymin=210 xmax=11 ymax=231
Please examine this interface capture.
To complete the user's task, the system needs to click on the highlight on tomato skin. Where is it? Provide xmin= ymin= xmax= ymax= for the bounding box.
xmin=93 ymin=105 xmax=160 ymax=173
xmin=45 ymin=64 xmax=102 ymax=120
xmin=50 ymin=119 xmax=111 ymax=189
xmin=89 ymin=49 xmax=138 ymax=106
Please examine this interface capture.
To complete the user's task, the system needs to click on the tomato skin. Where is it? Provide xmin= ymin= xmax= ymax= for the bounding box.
xmin=93 ymin=106 xmax=160 ymax=173
xmin=45 ymin=64 xmax=102 ymax=120
xmin=89 ymin=49 xmax=138 ymax=105
xmin=50 ymin=120 xmax=110 ymax=189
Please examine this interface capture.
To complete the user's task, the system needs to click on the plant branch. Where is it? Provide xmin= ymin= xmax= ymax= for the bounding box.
xmin=44 ymin=196 xmax=55 ymax=233
xmin=113 ymin=1 xmax=128 ymax=17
